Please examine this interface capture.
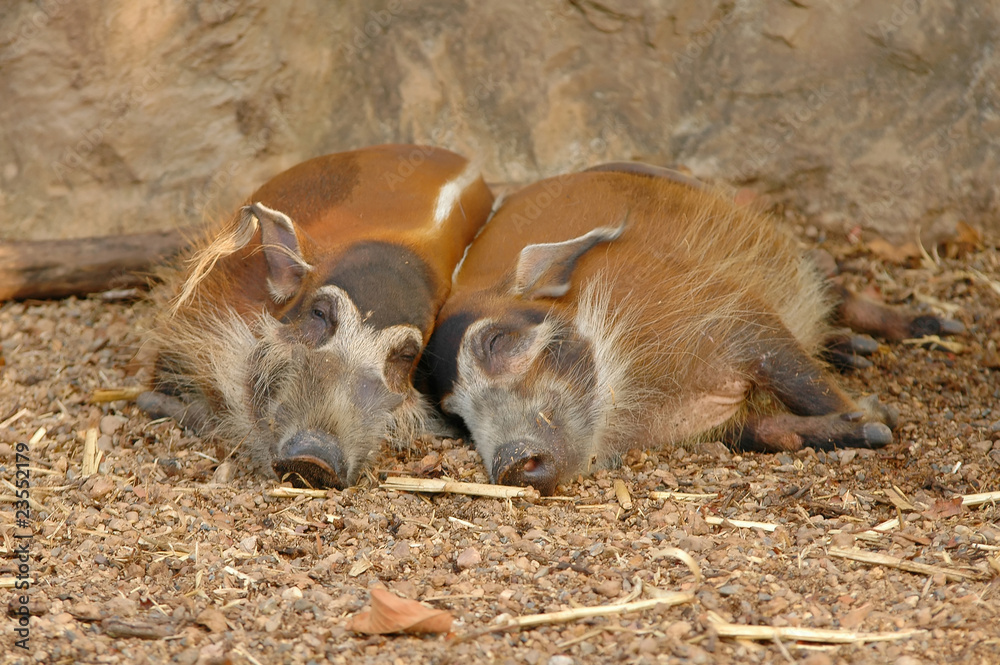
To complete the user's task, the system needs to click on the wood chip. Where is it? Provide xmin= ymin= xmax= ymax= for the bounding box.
xmin=901 ymin=335 xmax=965 ymax=353
xmin=885 ymin=486 xmax=915 ymax=511
xmin=0 ymin=408 xmax=29 ymax=429
xmin=90 ymin=387 xmax=146 ymax=403
xmin=81 ymin=428 xmax=102 ymax=476
xmin=380 ymin=476 xmax=539 ymax=499
xmin=649 ymin=491 xmax=719 ymax=502
xmin=829 ymin=547 xmax=984 ymax=581
xmin=961 ymin=491 xmax=1000 ymax=507
xmin=613 ymin=479 xmax=633 ymax=510
xmin=265 ymin=487 xmax=330 ymax=499
xmin=704 ymin=515 xmax=778 ymax=532
xmin=0 ymin=577 xmax=35 ymax=588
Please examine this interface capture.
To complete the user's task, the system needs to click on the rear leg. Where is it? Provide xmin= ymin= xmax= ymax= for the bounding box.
xmin=832 ymin=282 xmax=965 ymax=342
xmin=807 ymin=249 xmax=965 ymax=342
xmin=727 ymin=338 xmax=894 ymax=453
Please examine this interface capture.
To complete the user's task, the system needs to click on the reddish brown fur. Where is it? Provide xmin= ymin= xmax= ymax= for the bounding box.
xmin=425 ymin=168 xmax=903 ymax=495
xmin=143 ymin=145 xmax=494 ymax=488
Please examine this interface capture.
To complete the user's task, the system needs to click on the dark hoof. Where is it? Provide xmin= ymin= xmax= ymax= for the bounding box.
xmin=272 ymin=430 xmax=348 ymax=490
xmin=493 ymin=440 xmax=562 ymax=496
xmin=909 ymin=314 xmax=966 ymax=338
xmin=823 ymin=349 xmax=874 ymax=372
xmin=861 ymin=422 xmax=893 ymax=447
xmin=823 ymin=331 xmax=879 ymax=372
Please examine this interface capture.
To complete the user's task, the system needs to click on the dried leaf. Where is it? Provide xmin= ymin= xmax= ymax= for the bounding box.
xmin=411 ymin=452 xmax=442 ymax=477
xmin=346 ymin=587 xmax=453 ymax=635
xmin=839 ymin=603 xmax=873 ymax=630
xmin=921 ymin=496 xmax=963 ymax=520
xmin=867 ymin=237 xmax=921 ymax=265
xmin=195 ymin=608 xmax=229 ymax=633
xmin=939 ymin=221 xmax=983 ymax=259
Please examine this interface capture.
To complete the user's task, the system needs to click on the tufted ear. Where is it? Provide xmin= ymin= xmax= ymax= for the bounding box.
xmin=512 ymin=222 xmax=625 ymax=300
xmin=244 ymin=202 xmax=313 ymax=303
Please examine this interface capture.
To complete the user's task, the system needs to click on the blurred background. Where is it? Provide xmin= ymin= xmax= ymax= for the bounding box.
xmin=0 ymin=0 xmax=996 ymax=243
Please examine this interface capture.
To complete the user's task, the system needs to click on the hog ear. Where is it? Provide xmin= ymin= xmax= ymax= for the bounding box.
xmin=513 ymin=222 xmax=625 ymax=300
xmin=245 ymin=202 xmax=314 ymax=303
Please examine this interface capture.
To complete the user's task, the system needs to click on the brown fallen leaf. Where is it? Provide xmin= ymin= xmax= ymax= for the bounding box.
xmin=839 ymin=602 xmax=873 ymax=630
xmin=922 ymin=496 xmax=963 ymax=520
xmin=346 ymin=587 xmax=453 ymax=635
xmin=195 ymin=608 xmax=229 ymax=633
xmin=939 ymin=221 xmax=983 ymax=259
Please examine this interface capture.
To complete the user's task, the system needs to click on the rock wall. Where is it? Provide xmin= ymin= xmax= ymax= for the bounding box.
xmin=1 ymin=0 xmax=997 ymax=242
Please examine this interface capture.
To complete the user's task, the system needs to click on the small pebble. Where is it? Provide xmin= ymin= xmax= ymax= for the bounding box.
xmin=456 ymin=547 xmax=481 ymax=570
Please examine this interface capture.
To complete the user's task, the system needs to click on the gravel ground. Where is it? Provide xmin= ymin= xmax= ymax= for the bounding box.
xmin=1 ymin=231 xmax=998 ymax=665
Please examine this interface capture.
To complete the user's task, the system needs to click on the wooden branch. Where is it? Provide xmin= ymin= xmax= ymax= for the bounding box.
xmin=0 ymin=227 xmax=193 ymax=301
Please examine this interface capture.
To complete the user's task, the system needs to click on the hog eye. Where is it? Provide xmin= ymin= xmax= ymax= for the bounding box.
xmin=291 ymin=296 xmax=338 ymax=346
xmin=487 ymin=331 xmax=504 ymax=354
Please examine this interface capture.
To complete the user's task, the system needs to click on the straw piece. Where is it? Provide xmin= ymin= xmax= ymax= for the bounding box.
xmin=456 ymin=592 xmax=694 ymax=643
xmin=90 ymin=387 xmax=146 ymax=403
xmin=380 ymin=476 xmax=538 ymax=499
xmin=265 ymin=487 xmax=330 ymax=499
xmin=707 ymin=611 xmax=925 ymax=644
xmin=961 ymin=491 xmax=1000 ymax=507
xmin=829 ymin=547 xmax=984 ymax=581
xmin=704 ymin=515 xmax=778 ymax=532
xmin=81 ymin=428 xmax=102 ymax=476
xmin=649 ymin=491 xmax=719 ymax=502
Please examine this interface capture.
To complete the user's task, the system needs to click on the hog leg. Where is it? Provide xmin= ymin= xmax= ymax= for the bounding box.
xmin=831 ymin=283 xmax=965 ymax=342
xmin=729 ymin=339 xmax=895 ymax=452
xmin=807 ymin=249 xmax=965 ymax=343
xmin=137 ymin=391 xmax=211 ymax=434
xmin=821 ymin=328 xmax=879 ymax=371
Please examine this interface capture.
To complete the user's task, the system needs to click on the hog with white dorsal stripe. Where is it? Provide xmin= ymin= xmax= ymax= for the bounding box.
xmin=139 ymin=145 xmax=494 ymax=489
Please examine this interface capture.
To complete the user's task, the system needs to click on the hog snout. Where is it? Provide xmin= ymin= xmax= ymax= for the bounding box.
xmin=492 ymin=440 xmax=567 ymax=496
xmin=272 ymin=429 xmax=350 ymax=489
